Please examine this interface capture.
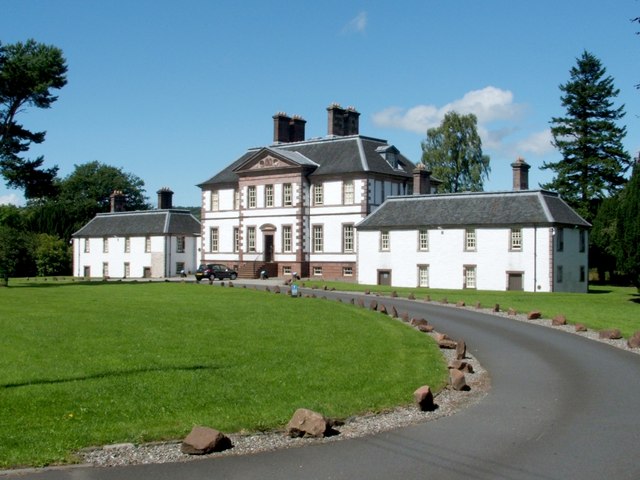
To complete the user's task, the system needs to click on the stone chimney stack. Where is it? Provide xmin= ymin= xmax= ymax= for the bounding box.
xmin=273 ymin=112 xmax=292 ymax=143
xmin=273 ymin=112 xmax=306 ymax=143
xmin=327 ymin=103 xmax=346 ymax=136
xmin=110 ymin=190 xmax=126 ymax=212
xmin=289 ymin=115 xmax=306 ymax=142
xmin=412 ymin=164 xmax=432 ymax=195
xmin=511 ymin=157 xmax=531 ymax=191
xmin=344 ymin=106 xmax=360 ymax=136
xmin=157 ymin=187 xmax=174 ymax=209
xmin=327 ymin=103 xmax=360 ymax=136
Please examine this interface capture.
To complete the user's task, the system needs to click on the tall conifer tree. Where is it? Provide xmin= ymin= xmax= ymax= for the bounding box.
xmin=542 ymin=51 xmax=631 ymax=223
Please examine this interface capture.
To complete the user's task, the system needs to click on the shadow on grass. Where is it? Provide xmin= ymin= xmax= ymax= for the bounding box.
xmin=2 ymin=364 xmax=220 ymax=389
xmin=7 ymin=279 xmax=192 ymax=289
xmin=588 ymin=287 xmax=613 ymax=294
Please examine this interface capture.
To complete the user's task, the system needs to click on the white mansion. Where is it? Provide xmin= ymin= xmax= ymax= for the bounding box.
xmin=197 ymin=104 xmax=590 ymax=292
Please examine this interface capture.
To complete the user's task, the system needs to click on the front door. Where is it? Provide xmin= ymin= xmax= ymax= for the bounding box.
xmin=378 ymin=270 xmax=391 ymax=286
xmin=508 ymin=273 xmax=523 ymax=291
xmin=264 ymin=234 xmax=274 ymax=262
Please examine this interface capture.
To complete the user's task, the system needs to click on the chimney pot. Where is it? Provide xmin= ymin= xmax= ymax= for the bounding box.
xmin=413 ymin=164 xmax=432 ymax=195
xmin=157 ymin=187 xmax=174 ymax=209
xmin=110 ymin=190 xmax=125 ymax=212
xmin=511 ymin=157 xmax=531 ymax=191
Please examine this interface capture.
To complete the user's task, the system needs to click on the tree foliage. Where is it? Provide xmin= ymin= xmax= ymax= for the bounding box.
xmin=24 ymin=161 xmax=150 ymax=240
xmin=616 ymin=160 xmax=640 ymax=290
xmin=542 ymin=51 xmax=631 ymax=223
xmin=0 ymin=39 xmax=67 ymax=199
xmin=0 ymin=226 xmax=30 ymax=286
xmin=421 ymin=111 xmax=490 ymax=193
xmin=33 ymin=233 xmax=70 ymax=276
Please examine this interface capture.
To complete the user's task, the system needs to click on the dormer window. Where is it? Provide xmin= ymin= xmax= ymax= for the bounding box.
xmin=376 ymin=145 xmax=403 ymax=170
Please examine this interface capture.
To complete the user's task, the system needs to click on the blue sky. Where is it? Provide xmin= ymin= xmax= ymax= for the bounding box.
xmin=2 ymin=0 xmax=639 ymax=207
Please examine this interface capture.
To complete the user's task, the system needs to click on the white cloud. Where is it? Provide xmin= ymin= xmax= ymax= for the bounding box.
xmin=0 ymin=193 xmax=21 ymax=206
xmin=515 ymin=129 xmax=555 ymax=155
xmin=342 ymin=11 xmax=367 ymax=34
xmin=371 ymin=86 xmax=559 ymax=160
xmin=372 ymin=86 xmax=523 ymax=135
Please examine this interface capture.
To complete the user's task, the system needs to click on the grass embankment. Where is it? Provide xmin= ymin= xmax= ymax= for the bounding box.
xmin=0 ymin=279 xmax=447 ymax=469
xmin=304 ymin=281 xmax=640 ymax=338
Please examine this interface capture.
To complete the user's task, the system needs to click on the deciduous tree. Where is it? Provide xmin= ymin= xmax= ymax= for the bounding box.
xmin=421 ymin=111 xmax=490 ymax=193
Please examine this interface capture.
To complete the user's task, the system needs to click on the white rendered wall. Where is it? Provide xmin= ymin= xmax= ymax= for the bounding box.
xmin=356 ymin=226 xmax=587 ymax=292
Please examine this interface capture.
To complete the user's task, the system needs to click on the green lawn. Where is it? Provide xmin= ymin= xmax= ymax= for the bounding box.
xmin=0 ymin=279 xmax=447 ymax=469
xmin=304 ymin=281 xmax=640 ymax=338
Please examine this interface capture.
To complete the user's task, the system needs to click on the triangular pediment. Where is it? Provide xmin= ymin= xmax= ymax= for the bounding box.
xmin=233 ymin=148 xmax=309 ymax=173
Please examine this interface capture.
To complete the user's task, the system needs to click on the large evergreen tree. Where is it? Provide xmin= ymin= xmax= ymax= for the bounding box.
xmin=616 ymin=159 xmax=640 ymax=290
xmin=0 ymin=39 xmax=67 ymax=199
xmin=421 ymin=111 xmax=490 ymax=192
xmin=542 ymin=51 xmax=631 ymax=223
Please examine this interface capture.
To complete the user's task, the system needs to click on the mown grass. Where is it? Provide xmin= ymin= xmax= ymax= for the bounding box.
xmin=0 ymin=279 xmax=447 ymax=469
xmin=304 ymin=281 xmax=640 ymax=338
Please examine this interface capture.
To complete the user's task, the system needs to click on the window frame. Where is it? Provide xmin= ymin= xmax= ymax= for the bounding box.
xmin=314 ymin=183 xmax=324 ymax=206
xmin=343 ymin=224 xmax=354 ymax=253
xmin=176 ymin=235 xmax=186 ymax=253
xmin=283 ymin=183 xmax=293 ymax=207
xmin=418 ymin=265 xmax=429 ymax=287
xmin=418 ymin=229 xmax=429 ymax=251
xmin=510 ymin=228 xmax=522 ymax=251
xmin=464 ymin=265 xmax=477 ymax=289
xmin=145 ymin=236 xmax=151 ymax=253
xmin=264 ymin=184 xmax=274 ymax=208
xmin=209 ymin=228 xmax=219 ymax=252
xmin=465 ymin=229 xmax=476 ymax=251
xmin=313 ymin=225 xmax=324 ymax=253
xmin=380 ymin=230 xmax=390 ymax=251
xmin=282 ymin=225 xmax=292 ymax=253
xmin=343 ymin=180 xmax=354 ymax=205
xmin=556 ymin=227 xmax=564 ymax=252
xmin=210 ymin=191 xmax=219 ymax=211
xmin=247 ymin=226 xmax=256 ymax=252
xmin=248 ymin=186 xmax=257 ymax=209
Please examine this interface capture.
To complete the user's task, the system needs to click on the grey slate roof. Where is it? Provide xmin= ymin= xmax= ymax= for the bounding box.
xmin=356 ymin=190 xmax=590 ymax=230
xmin=72 ymin=210 xmax=201 ymax=238
xmin=197 ymin=135 xmax=414 ymax=188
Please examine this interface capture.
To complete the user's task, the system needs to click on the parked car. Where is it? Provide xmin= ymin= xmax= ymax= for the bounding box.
xmin=195 ymin=263 xmax=238 ymax=281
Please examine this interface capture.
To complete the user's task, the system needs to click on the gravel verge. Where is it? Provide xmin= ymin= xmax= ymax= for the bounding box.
xmin=79 ymin=341 xmax=489 ymax=468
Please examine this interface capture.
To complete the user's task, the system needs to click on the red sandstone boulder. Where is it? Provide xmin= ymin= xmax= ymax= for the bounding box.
xmin=456 ymin=301 xmax=465 ymax=307
xmin=575 ymin=323 xmax=587 ymax=332
xmin=508 ymin=308 xmax=517 ymax=316
xmin=390 ymin=306 xmax=398 ymax=318
xmin=436 ymin=333 xmax=457 ymax=349
xmin=181 ymin=426 xmax=232 ymax=455
xmin=527 ymin=310 xmax=542 ymax=320
xmin=369 ymin=300 xmax=378 ymax=311
xmin=449 ymin=369 xmax=468 ymax=391
xmin=286 ymin=408 xmax=331 ymax=438
xmin=599 ymin=329 xmax=622 ymax=340
xmin=455 ymin=339 xmax=467 ymax=360
xmin=448 ymin=360 xmax=474 ymax=373
xmin=413 ymin=385 xmax=436 ymax=411
xmin=552 ymin=315 xmax=567 ymax=326
xmin=627 ymin=331 xmax=640 ymax=349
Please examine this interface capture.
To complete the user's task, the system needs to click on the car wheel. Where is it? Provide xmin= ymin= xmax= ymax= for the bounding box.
xmin=230 ymin=273 xmax=237 ymax=280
